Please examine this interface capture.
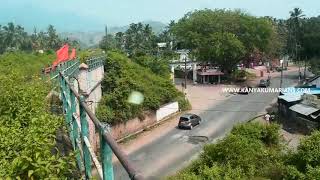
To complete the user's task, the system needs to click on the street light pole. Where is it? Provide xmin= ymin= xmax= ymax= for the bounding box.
xmin=280 ymin=60 xmax=284 ymax=89
xmin=184 ymin=56 xmax=187 ymax=90
xmin=304 ymin=56 xmax=307 ymax=80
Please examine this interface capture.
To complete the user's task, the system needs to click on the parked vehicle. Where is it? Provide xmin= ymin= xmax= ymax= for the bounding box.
xmin=178 ymin=114 xmax=201 ymax=129
xmin=259 ymin=79 xmax=270 ymax=87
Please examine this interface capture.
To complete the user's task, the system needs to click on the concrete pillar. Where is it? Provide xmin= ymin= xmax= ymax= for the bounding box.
xmin=192 ymin=63 xmax=197 ymax=84
xmin=78 ymin=63 xmax=97 ymax=152
xmin=218 ymin=75 xmax=221 ymax=84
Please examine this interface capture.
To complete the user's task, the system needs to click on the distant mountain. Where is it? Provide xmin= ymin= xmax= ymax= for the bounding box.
xmin=60 ymin=21 xmax=167 ymax=47
xmin=60 ymin=31 xmax=104 ymax=48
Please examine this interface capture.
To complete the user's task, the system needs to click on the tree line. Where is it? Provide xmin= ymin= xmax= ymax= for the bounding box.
xmin=0 ymin=23 xmax=80 ymax=54
xmin=99 ymin=22 xmax=176 ymax=58
xmin=101 ymin=8 xmax=320 ymax=75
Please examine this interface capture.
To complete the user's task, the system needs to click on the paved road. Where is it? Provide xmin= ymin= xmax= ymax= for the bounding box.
xmin=114 ymin=70 xmax=301 ymax=180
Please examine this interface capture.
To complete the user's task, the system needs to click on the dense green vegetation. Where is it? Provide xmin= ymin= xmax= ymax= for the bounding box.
xmin=284 ymin=8 xmax=320 ymax=75
xmin=0 ymin=52 xmax=76 ymax=179
xmin=96 ymin=51 xmax=189 ymax=125
xmin=171 ymin=9 xmax=282 ymax=74
xmin=169 ymin=122 xmax=320 ymax=179
xmin=99 ymin=22 xmax=176 ymax=59
xmin=0 ymin=23 xmax=80 ymax=54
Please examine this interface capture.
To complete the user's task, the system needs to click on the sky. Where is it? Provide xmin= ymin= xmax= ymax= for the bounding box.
xmin=0 ymin=0 xmax=319 ymax=32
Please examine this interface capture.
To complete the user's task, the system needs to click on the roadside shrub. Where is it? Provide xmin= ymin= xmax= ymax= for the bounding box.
xmin=231 ymin=122 xmax=281 ymax=146
xmin=169 ymin=122 xmax=287 ymax=180
xmin=201 ymin=134 xmax=264 ymax=177
xmin=175 ymin=95 xmax=191 ymax=111
xmin=169 ymin=121 xmax=320 ymax=180
xmin=282 ymin=165 xmax=306 ymax=180
xmin=294 ymin=131 xmax=320 ymax=172
xmin=305 ymin=165 xmax=320 ymax=179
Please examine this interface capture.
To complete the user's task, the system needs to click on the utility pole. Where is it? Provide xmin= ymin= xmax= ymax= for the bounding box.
xmin=304 ymin=56 xmax=307 ymax=80
xmin=184 ymin=56 xmax=187 ymax=90
xmin=280 ymin=60 xmax=284 ymax=89
xmin=296 ymin=43 xmax=300 ymax=81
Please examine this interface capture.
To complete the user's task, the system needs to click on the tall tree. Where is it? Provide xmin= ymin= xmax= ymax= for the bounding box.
xmin=172 ymin=9 xmax=277 ymax=72
xmin=47 ymin=25 xmax=60 ymax=50
xmin=287 ymin=8 xmax=305 ymax=60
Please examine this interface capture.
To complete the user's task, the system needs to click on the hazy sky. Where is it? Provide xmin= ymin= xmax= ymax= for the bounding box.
xmin=0 ymin=0 xmax=319 ymax=32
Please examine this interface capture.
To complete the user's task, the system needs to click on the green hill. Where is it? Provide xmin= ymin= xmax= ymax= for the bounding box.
xmin=97 ymin=51 xmax=189 ymax=125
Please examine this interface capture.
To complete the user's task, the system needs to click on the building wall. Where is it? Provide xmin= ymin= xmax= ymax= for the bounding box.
xmin=111 ymin=102 xmax=179 ymax=140
xmin=156 ymin=102 xmax=179 ymax=122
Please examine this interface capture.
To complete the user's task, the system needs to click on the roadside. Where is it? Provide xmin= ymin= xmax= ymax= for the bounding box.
xmin=118 ymin=83 xmax=234 ymax=155
xmin=113 ymin=69 xmax=300 ymax=179
xmin=246 ymin=65 xmax=302 ymax=86
xmin=118 ymin=65 xmax=303 ymax=156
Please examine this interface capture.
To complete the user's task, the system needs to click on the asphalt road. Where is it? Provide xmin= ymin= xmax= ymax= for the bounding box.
xmin=114 ymin=70 xmax=301 ymax=180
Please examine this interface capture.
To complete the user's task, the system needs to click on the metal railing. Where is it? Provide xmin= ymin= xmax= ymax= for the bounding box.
xmin=59 ymin=72 xmax=143 ymax=180
xmin=49 ymin=59 xmax=80 ymax=80
xmin=87 ymin=56 xmax=105 ymax=72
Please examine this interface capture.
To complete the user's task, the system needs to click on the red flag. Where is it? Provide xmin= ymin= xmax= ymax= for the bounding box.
xmin=69 ymin=48 xmax=76 ymax=59
xmin=52 ymin=44 xmax=69 ymax=66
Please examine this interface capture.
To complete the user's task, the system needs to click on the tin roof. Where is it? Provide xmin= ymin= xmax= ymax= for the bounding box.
xmin=278 ymin=95 xmax=302 ymax=102
xmin=289 ymin=104 xmax=320 ymax=116
xmin=278 ymin=88 xmax=320 ymax=103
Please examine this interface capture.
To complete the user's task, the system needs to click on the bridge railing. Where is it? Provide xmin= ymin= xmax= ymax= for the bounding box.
xmin=59 ymin=72 xmax=143 ymax=180
xmin=49 ymin=59 xmax=80 ymax=80
xmin=87 ymin=56 xmax=105 ymax=72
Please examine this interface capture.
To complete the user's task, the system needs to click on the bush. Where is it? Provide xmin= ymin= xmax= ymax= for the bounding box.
xmin=0 ymin=52 xmax=77 ymax=178
xmin=294 ymin=131 xmax=320 ymax=172
xmin=175 ymin=96 xmax=191 ymax=111
xmin=201 ymin=134 xmax=265 ymax=177
xmin=133 ymin=55 xmax=171 ymax=78
xmin=231 ymin=122 xmax=281 ymax=146
xmin=168 ymin=122 xmax=288 ymax=180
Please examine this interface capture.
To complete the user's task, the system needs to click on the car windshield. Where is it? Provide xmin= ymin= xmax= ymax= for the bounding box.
xmin=179 ymin=117 xmax=190 ymax=122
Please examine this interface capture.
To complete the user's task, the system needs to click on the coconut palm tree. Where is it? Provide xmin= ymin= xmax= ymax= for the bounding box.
xmin=2 ymin=23 xmax=28 ymax=51
xmin=287 ymin=8 xmax=305 ymax=60
xmin=47 ymin=25 xmax=60 ymax=50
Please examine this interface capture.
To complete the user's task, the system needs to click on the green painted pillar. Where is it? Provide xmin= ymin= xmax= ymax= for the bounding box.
xmin=70 ymin=90 xmax=83 ymax=170
xmin=59 ymin=76 xmax=68 ymax=122
xmin=100 ymin=126 xmax=114 ymax=180
xmin=80 ymin=96 xmax=92 ymax=179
